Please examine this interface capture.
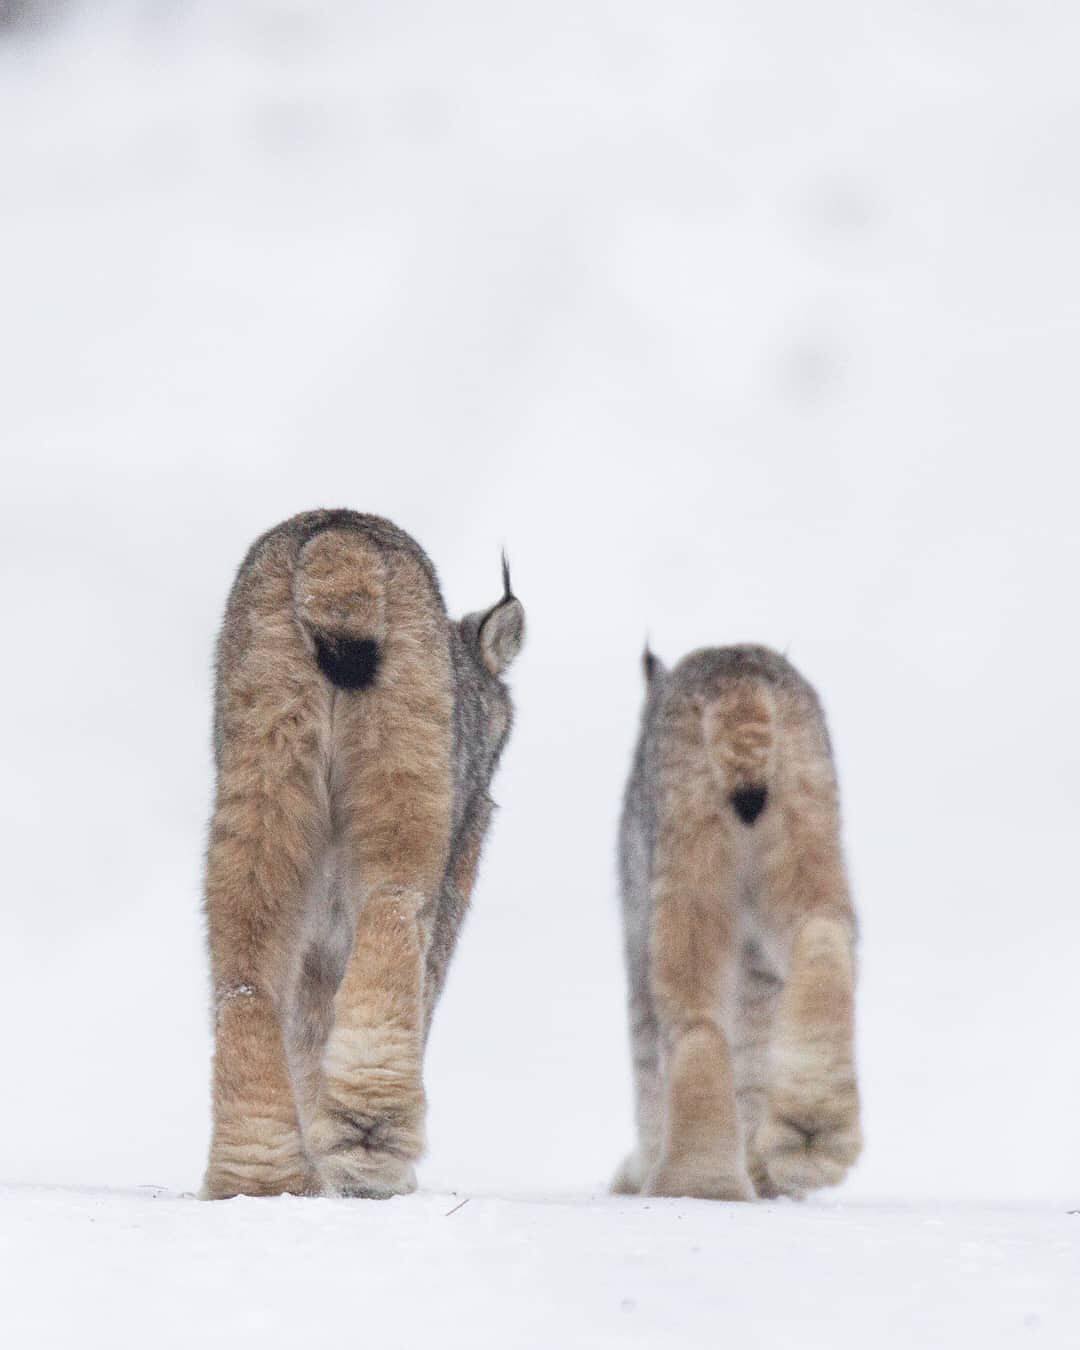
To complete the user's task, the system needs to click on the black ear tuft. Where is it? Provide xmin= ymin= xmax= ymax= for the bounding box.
xmin=314 ymin=635 xmax=380 ymax=690
xmin=730 ymin=786 xmax=768 ymax=825
xmin=643 ymin=642 xmax=665 ymax=684
xmin=472 ymin=550 xmax=524 ymax=675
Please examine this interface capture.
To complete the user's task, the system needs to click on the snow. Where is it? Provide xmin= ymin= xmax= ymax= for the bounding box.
xmin=3 ymin=1186 xmax=1077 ymax=1348
xmin=2 ymin=2 xmax=1079 ymax=1346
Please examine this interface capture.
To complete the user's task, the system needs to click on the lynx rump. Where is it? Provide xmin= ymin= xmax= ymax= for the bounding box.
xmin=613 ymin=645 xmax=861 ymax=1201
xmin=202 ymin=510 xmax=523 ymax=1200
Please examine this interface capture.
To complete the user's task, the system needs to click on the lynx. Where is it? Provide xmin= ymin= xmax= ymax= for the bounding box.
xmin=201 ymin=510 xmax=524 ymax=1200
xmin=613 ymin=645 xmax=861 ymax=1201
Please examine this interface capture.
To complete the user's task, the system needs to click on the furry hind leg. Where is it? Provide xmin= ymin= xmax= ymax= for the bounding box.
xmin=306 ymin=577 xmax=454 ymax=1198
xmin=754 ymin=841 xmax=861 ymax=1197
xmin=611 ymin=992 xmax=663 ymax=1195
xmin=735 ymin=950 xmax=784 ymax=1198
xmin=612 ymin=875 xmax=664 ymax=1195
xmin=202 ymin=687 xmax=329 ymax=1199
xmin=644 ymin=819 xmax=753 ymax=1201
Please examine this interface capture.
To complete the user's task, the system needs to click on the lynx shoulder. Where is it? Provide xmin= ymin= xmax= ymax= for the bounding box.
xmin=202 ymin=510 xmax=524 ymax=1200
xmin=613 ymin=644 xmax=861 ymax=1201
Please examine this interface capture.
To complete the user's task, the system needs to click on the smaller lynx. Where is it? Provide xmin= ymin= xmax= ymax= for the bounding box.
xmin=613 ymin=645 xmax=862 ymax=1201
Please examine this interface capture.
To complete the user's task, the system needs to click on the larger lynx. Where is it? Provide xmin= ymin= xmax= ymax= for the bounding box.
xmin=201 ymin=510 xmax=524 ymax=1199
xmin=613 ymin=645 xmax=862 ymax=1201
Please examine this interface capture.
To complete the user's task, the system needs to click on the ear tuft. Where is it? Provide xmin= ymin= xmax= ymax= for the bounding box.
xmin=643 ymin=641 xmax=665 ymax=685
xmin=480 ymin=595 xmax=525 ymax=675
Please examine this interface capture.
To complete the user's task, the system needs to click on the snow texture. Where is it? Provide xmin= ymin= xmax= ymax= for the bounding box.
xmin=2 ymin=1186 xmax=1077 ymax=1348
xmin=1 ymin=2 xmax=1078 ymax=1346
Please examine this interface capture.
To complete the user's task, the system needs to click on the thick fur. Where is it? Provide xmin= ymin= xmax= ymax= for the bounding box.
xmin=613 ymin=645 xmax=861 ymax=1201
xmin=201 ymin=510 xmax=523 ymax=1199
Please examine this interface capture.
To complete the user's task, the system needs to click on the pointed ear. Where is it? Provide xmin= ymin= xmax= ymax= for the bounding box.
xmin=479 ymin=594 xmax=525 ymax=674
xmin=643 ymin=642 xmax=665 ymax=685
xmin=467 ymin=552 xmax=525 ymax=675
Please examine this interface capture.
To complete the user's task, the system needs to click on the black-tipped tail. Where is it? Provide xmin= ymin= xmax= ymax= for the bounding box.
xmin=730 ymin=786 xmax=768 ymax=826
xmin=313 ymin=634 xmax=380 ymax=690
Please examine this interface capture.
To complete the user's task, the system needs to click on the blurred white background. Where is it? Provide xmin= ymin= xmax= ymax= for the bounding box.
xmin=1 ymin=0 xmax=1077 ymax=1206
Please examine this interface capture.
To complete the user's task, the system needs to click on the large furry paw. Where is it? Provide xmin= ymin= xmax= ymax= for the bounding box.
xmin=755 ymin=1100 xmax=862 ymax=1198
xmin=307 ymin=1102 xmax=421 ymax=1199
xmin=643 ymin=1157 xmax=753 ymax=1202
xmin=200 ymin=1152 xmax=315 ymax=1201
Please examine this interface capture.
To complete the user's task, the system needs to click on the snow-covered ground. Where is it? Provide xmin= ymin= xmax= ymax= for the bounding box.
xmin=3 ymin=1186 xmax=1077 ymax=1348
xmin=1 ymin=2 xmax=1078 ymax=1345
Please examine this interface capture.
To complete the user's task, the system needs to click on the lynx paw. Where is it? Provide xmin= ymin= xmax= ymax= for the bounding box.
xmin=755 ymin=1103 xmax=862 ymax=1198
xmin=643 ymin=1158 xmax=753 ymax=1202
xmin=318 ymin=1151 xmax=417 ymax=1200
xmin=200 ymin=1151 xmax=315 ymax=1201
xmin=307 ymin=1102 xmax=421 ymax=1199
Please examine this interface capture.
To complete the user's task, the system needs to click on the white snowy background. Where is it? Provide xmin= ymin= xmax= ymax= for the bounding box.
xmin=1 ymin=2 xmax=1077 ymax=1345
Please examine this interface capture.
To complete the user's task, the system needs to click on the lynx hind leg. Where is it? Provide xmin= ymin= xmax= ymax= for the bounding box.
xmin=644 ymin=822 xmax=753 ymax=1201
xmin=735 ymin=947 xmax=783 ymax=1198
xmin=202 ymin=650 xmax=330 ymax=1199
xmin=309 ymin=886 xmax=429 ymax=1198
xmin=612 ymin=852 xmax=664 ymax=1195
xmin=285 ymin=856 xmax=353 ymax=1140
xmin=611 ymin=994 xmax=663 ymax=1195
xmin=755 ymin=841 xmax=862 ymax=1197
xmin=306 ymin=558 xmax=454 ymax=1199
